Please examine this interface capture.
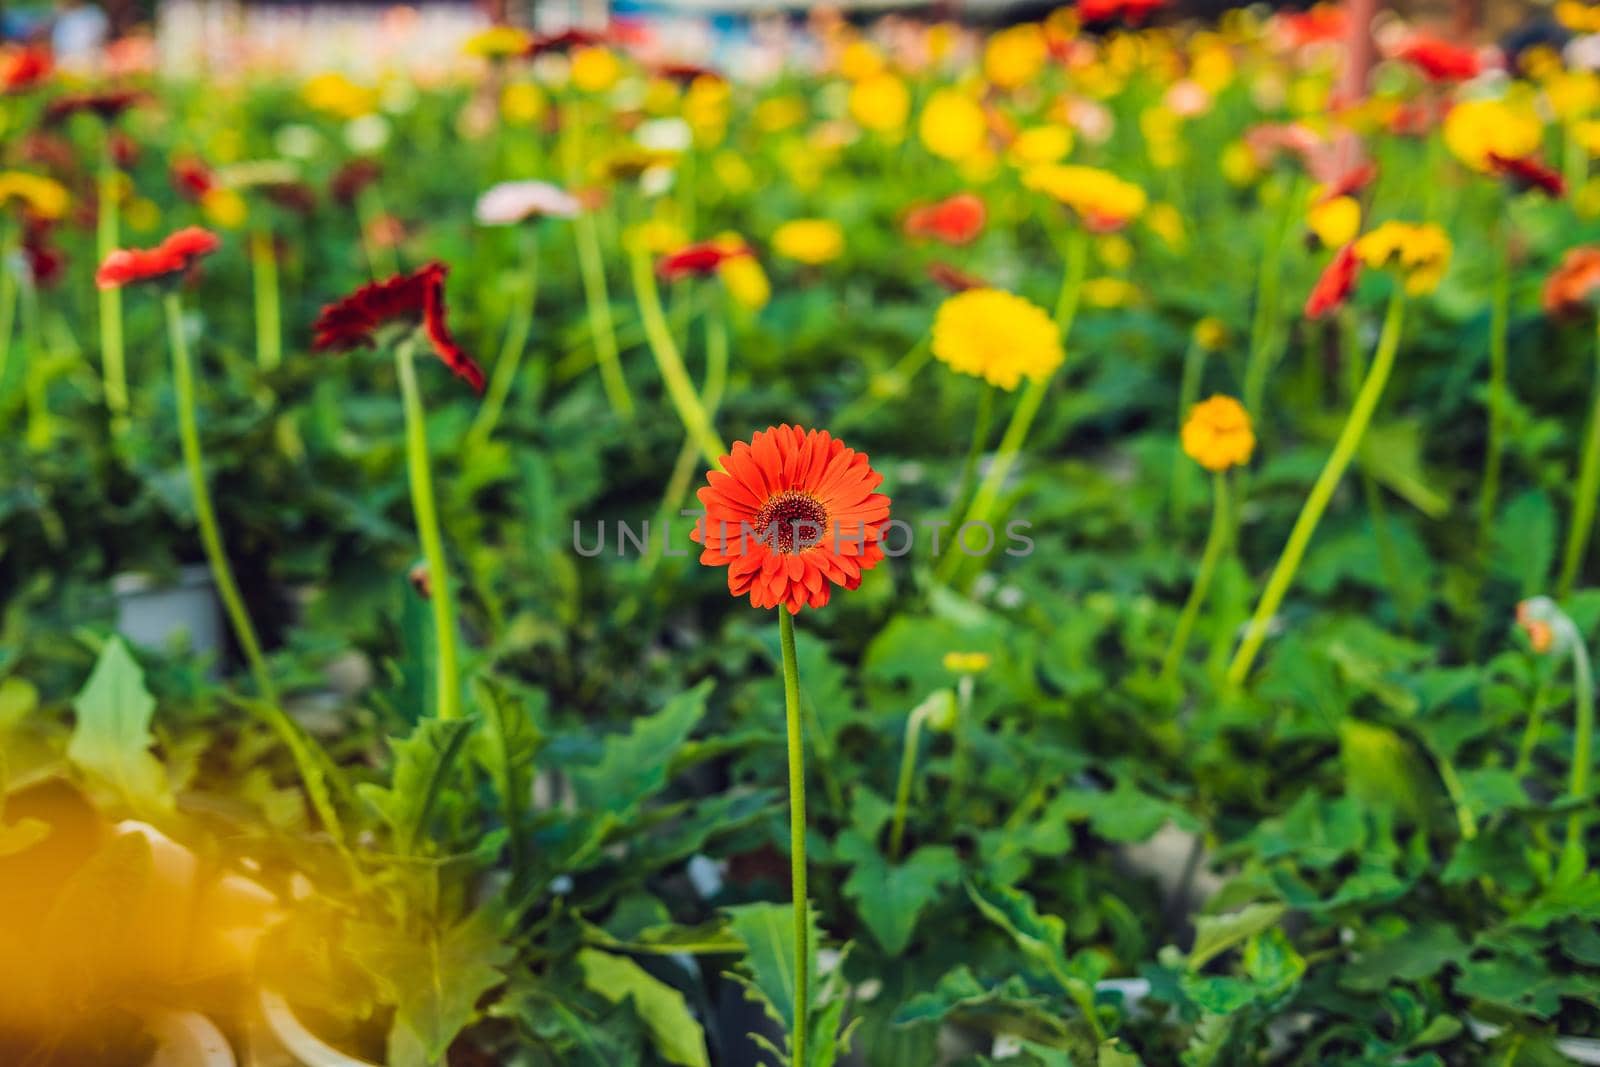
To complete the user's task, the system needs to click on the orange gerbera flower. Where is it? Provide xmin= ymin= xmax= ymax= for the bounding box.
xmin=1544 ymin=246 xmax=1600 ymax=317
xmin=691 ymin=426 xmax=890 ymax=614
xmin=95 ymin=227 xmax=220 ymax=289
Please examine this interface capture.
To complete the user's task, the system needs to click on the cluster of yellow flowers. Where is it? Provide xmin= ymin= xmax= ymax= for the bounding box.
xmin=1023 ymin=163 xmax=1148 ymax=228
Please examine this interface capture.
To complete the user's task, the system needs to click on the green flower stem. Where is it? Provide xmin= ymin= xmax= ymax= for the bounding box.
xmin=573 ymin=210 xmax=635 ymax=418
xmin=99 ymin=139 xmax=128 ymax=434
xmin=628 ymin=245 xmax=726 ymax=466
xmin=1229 ymin=288 xmax=1407 ymax=685
xmin=936 ymin=228 xmax=1087 ymax=589
xmin=1242 ymin=177 xmax=1301 ymax=419
xmin=1515 ymin=674 xmax=1553 ymax=779
xmin=1563 ymin=628 xmax=1595 ymax=880
xmin=20 ymin=267 xmax=50 ymax=451
xmin=1478 ymin=219 xmax=1512 ymax=555
xmin=1160 ymin=470 xmax=1230 ymax=685
xmin=943 ymin=382 xmax=995 ymax=533
xmin=834 ymin=331 xmax=932 ymax=428
xmin=468 ymin=225 xmax=541 ymax=450
xmin=0 ymin=223 xmax=17 ymax=391
xmin=949 ymin=673 xmax=975 ymax=809
xmin=888 ymin=700 xmax=932 ymax=861
xmin=1558 ymin=313 xmax=1600 ymax=597
xmin=250 ymin=228 xmax=282 ymax=372
xmin=1434 ymin=752 xmax=1478 ymax=841
xmin=164 ymin=291 xmax=274 ymax=703
xmin=1168 ymin=335 xmax=1205 ymax=526
xmin=778 ymin=609 xmax=810 ymax=1065
xmin=394 ymin=335 xmax=463 ymax=721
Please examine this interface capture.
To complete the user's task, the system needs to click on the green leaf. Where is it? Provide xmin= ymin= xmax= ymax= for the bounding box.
xmin=1492 ymin=489 xmax=1556 ymax=596
xmin=1354 ymin=419 xmax=1451 ymax=519
xmin=893 ymin=966 xmax=1067 ymax=1045
xmin=68 ymin=636 xmax=171 ymax=813
xmin=725 ymin=900 xmax=819 ymax=1037
xmin=1341 ymin=921 xmax=1469 ymax=992
xmin=350 ymin=908 xmax=513 ymax=1067
xmin=1187 ymin=903 xmax=1286 ymax=971
xmin=576 ymin=949 xmax=708 ymax=1067
xmin=581 ymin=917 xmax=745 ymax=956
xmin=358 ymin=715 xmax=477 ymax=854
xmin=570 ymin=681 xmax=711 ymax=815
xmin=838 ymin=836 xmax=960 ymax=955
xmin=1099 ymin=1038 xmax=1145 ymax=1066
xmin=473 ymin=678 xmax=544 ymax=881
xmin=1057 ymin=779 xmax=1198 ymax=844
xmin=966 ymin=878 xmax=1094 ymax=1010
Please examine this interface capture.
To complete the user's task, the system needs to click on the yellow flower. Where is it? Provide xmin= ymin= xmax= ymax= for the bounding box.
xmin=463 ymin=25 xmax=531 ymax=60
xmin=942 ymin=651 xmax=992 ymax=673
xmin=201 ymin=187 xmax=248 ymax=229
xmin=1578 ymin=177 xmax=1600 ymax=218
xmin=1083 ymin=277 xmax=1140 ymax=308
xmin=1220 ymin=140 xmax=1260 ymax=186
xmin=1023 ymin=163 xmax=1146 ymax=228
xmin=684 ymin=75 xmax=730 ymax=144
xmin=0 ymin=172 xmax=69 ymax=220
xmin=1558 ymin=0 xmax=1600 ymax=33
xmin=838 ymin=40 xmax=885 ymax=81
xmin=1307 ymin=195 xmax=1361 ymax=248
xmin=571 ymin=46 xmax=621 ymax=93
xmin=1443 ymin=97 xmax=1543 ymax=172
xmin=1181 ymin=395 xmax=1255 ymax=471
xmin=624 ymin=219 xmax=689 ymax=255
xmin=1191 ymin=40 xmax=1235 ymax=94
xmin=849 ymin=72 xmax=910 ymax=133
xmin=1096 ymin=234 xmax=1133 ymax=271
xmin=1355 ymin=221 xmax=1453 ymax=295
xmin=772 ymin=218 xmax=845 ymax=265
xmin=755 ymin=96 xmax=807 ymax=132
xmin=1545 ymin=70 xmax=1600 ymax=123
xmin=984 ymin=24 xmax=1048 ymax=91
xmin=720 ymin=253 xmax=770 ymax=311
xmin=931 ymin=288 xmax=1064 ymax=390
xmin=302 ymin=72 xmax=377 ymax=119
xmin=1140 ymin=105 xmax=1183 ymax=169
xmin=1576 ymin=119 xmax=1600 ymax=157
xmin=1193 ymin=316 xmax=1228 ymax=352
xmin=501 ymin=81 xmax=546 ymax=126
xmin=1145 ymin=201 xmax=1186 ymax=249
xmin=919 ymin=89 xmax=987 ymax=161
xmin=1008 ymin=124 xmax=1073 ymax=166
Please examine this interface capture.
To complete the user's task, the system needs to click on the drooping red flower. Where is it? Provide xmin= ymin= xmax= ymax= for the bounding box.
xmin=1543 ymin=247 xmax=1600 ymax=317
xmin=1487 ymin=153 xmax=1566 ymax=199
xmin=95 ymin=227 xmax=221 ymax=289
xmin=311 ymin=262 xmax=485 ymax=392
xmin=45 ymin=88 xmax=145 ymax=124
xmin=691 ymin=425 xmax=891 ymax=614
xmin=905 ymin=193 xmax=987 ymax=246
xmin=1305 ymin=243 xmax=1360 ymax=319
xmin=658 ymin=240 xmax=750 ymax=281
xmin=1077 ymin=0 xmax=1165 ymax=26
xmin=1395 ymin=35 xmax=1482 ymax=83
xmin=927 ymin=262 xmax=988 ymax=293
xmin=0 ymin=47 xmax=52 ymax=93
xmin=170 ymin=157 xmax=215 ymax=201
xmin=330 ymin=158 xmax=383 ymax=204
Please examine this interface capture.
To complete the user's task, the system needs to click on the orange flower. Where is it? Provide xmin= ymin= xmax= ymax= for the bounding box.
xmin=1305 ymin=243 xmax=1361 ymax=319
xmin=1544 ymin=246 xmax=1600 ymax=317
xmin=904 ymin=193 xmax=986 ymax=245
xmin=691 ymin=425 xmax=890 ymax=614
xmin=95 ymin=227 xmax=220 ymax=289
xmin=1394 ymin=35 xmax=1483 ymax=82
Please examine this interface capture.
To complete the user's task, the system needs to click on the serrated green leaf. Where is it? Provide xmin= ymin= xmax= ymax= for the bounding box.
xmin=358 ymin=715 xmax=477 ymax=854
xmin=571 ymin=681 xmax=710 ymax=815
xmin=1187 ymin=903 xmax=1285 ymax=971
xmin=577 ymin=949 xmax=708 ymax=1067
xmin=838 ymin=836 xmax=959 ymax=955
xmin=68 ymin=637 xmax=171 ymax=813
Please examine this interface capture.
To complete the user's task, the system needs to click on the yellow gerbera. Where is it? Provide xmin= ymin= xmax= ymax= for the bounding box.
xmin=571 ymin=46 xmax=621 ymax=93
xmin=301 ymin=72 xmax=377 ymax=119
xmin=1307 ymin=195 xmax=1361 ymax=249
xmin=1023 ymin=163 xmax=1147 ymax=229
xmin=1354 ymin=221 xmax=1453 ymax=295
xmin=849 ymin=72 xmax=910 ymax=133
xmin=1442 ymin=97 xmax=1543 ymax=172
xmin=1182 ymin=395 xmax=1255 ymax=472
xmin=462 ymin=25 xmax=531 ymax=60
xmin=1008 ymin=124 xmax=1073 ymax=166
xmin=919 ymin=89 xmax=987 ymax=161
xmin=931 ymin=288 xmax=1064 ymax=390
xmin=772 ymin=219 xmax=845 ymax=265
xmin=0 ymin=172 xmax=69 ymax=220
xmin=984 ymin=24 xmax=1048 ymax=91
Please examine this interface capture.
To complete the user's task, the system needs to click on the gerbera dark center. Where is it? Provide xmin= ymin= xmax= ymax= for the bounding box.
xmin=755 ymin=491 xmax=829 ymax=554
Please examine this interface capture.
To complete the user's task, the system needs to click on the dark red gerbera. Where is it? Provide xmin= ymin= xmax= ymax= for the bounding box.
xmin=1395 ymin=35 xmax=1482 ymax=83
xmin=653 ymin=61 xmax=722 ymax=85
xmin=170 ymin=157 xmax=215 ymax=201
xmin=331 ymin=158 xmax=383 ymax=204
xmin=658 ymin=240 xmax=750 ymax=281
xmin=95 ymin=227 xmax=221 ymax=289
xmin=927 ymin=262 xmax=988 ymax=293
xmin=525 ymin=27 xmax=610 ymax=57
xmin=312 ymin=262 xmax=485 ymax=392
xmin=1487 ymin=153 xmax=1566 ymax=199
xmin=22 ymin=217 xmax=64 ymax=288
xmin=1077 ymin=0 xmax=1164 ymax=26
xmin=905 ymin=193 xmax=986 ymax=246
xmin=1305 ymin=243 xmax=1360 ymax=320
xmin=45 ymin=88 xmax=145 ymax=124
xmin=1 ymin=47 xmax=52 ymax=93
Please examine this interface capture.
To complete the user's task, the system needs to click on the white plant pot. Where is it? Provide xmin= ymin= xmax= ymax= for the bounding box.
xmin=145 ymin=1011 xmax=235 ymax=1067
xmin=259 ymin=990 xmax=381 ymax=1067
xmin=113 ymin=565 xmax=224 ymax=663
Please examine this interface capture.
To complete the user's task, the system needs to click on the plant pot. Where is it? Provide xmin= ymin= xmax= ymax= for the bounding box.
xmin=258 ymin=990 xmax=381 ymax=1067
xmin=1468 ymin=1018 xmax=1600 ymax=1064
xmin=113 ymin=565 xmax=224 ymax=664
xmin=145 ymin=1011 xmax=234 ymax=1067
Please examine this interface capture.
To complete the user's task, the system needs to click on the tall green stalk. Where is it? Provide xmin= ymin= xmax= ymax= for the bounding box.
xmin=99 ymin=139 xmax=128 ymax=433
xmin=251 ymin=228 xmax=282 ymax=372
xmin=628 ymin=246 xmax=726 ymax=466
xmin=1168 ymin=334 xmax=1205 ymax=526
xmin=0 ymin=222 xmax=17 ymax=391
xmin=468 ymin=226 xmax=541 ymax=450
xmin=164 ymin=291 xmax=275 ymax=702
xmin=1229 ymin=289 xmax=1407 ymax=684
xmin=936 ymin=228 xmax=1088 ymax=589
xmin=777 ymin=610 xmax=810 ymax=1065
xmin=394 ymin=335 xmax=463 ymax=721
xmin=1558 ymin=313 xmax=1600 ymax=597
xmin=1562 ymin=625 xmax=1595 ymax=882
xmin=1479 ymin=219 xmax=1512 ymax=555
xmin=1161 ymin=471 xmax=1230 ymax=685
xmin=1242 ymin=177 xmax=1301 ymax=419
xmin=944 ymin=383 xmax=995 ymax=533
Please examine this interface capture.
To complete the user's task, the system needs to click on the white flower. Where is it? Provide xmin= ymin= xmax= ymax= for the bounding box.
xmin=344 ymin=114 xmax=391 ymax=154
xmin=273 ymin=124 xmax=323 ymax=161
xmin=635 ymin=117 xmax=693 ymax=153
xmin=474 ymin=180 xmax=582 ymax=225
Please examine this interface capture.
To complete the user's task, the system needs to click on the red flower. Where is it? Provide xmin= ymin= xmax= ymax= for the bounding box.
xmin=928 ymin=262 xmax=988 ymax=293
xmin=95 ymin=227 xmax=221 ymax=289
xmin=1395 ymin=35 xmax=1482 ymax=82
xmin=170 ymin=157 xmax=215 ymax=201
xmin=331 ymin=158 xmax=383 ymax=204
xmin=45 ymin=88 xmax=144 ymax=124
xmin=1077 ymin=0 xmax=1164 ymax=25
xmin=1543 ymin=247 xmax=1600 ymax=317
xmin=905 ymin=193 xmax=986 ymax=245
xmin=658 ymin=240 xmax=749 ymax=281
xmin=22 ymin=217 xmax=64 ymax=287
xmin=1319 ymin=161 xmax=1378 ymax=203
xmin=311 ymin=263 xmax=485 ymax=393
xmin=1277 ymin=6 xmax=1347 ymax=48
xmin=525 ymin=28 xmax=610 ymax=56
xmin=1305 ymin=243 xmax=1360 ymax=320
xmin=691 ymin=425 xmax=891 ymax=614
xmin=1487 ymin=153 xmax=1566 ymax=199
xmin=0 ymin=47 xmax=51 ymax=93
xmin=653 ymin=62 xmax=722 ymax=85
